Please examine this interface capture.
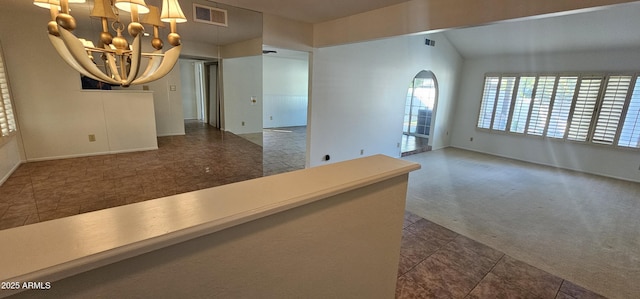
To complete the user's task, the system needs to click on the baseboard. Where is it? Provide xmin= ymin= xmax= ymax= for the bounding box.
xmin=25 ymin=147 xmax=159 ymax=162
xmin=156 ymin=132 xmax=186 ymax=137
xmin=449 ymin=145 xmax=640 ymax=183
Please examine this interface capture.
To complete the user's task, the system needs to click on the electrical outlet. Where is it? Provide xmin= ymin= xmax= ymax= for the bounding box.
xmin=397 ymin=142 xmax=400 ymax=148
xmin=470 ymin=137 xmax=474 ymax=142
xmin=270 ymin=116 xmax=273 ymax=120
xmin=242 ymin=121 xmax=245 ymax=126
xmin=88 ymin=134 xmax=96 ymax=142
xmin=360 ymin=149 xmax=364 ymax=155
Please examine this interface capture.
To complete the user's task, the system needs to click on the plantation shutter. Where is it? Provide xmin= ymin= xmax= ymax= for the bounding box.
xmin=0 ymin=41 xmax=17 ymax=138
xmin=618 ymin=77 xmax=640 ymax=148
xmin=491 ymin=76 xmax=516 ymax=131
xmin=592 ymin=75 xmax=631 ymax=145
xmin=546 ymin=76 xmax=578 ymax=138
xmin=509 ymin=76 xmax=536 ymax=133
xmin=527 ymin=76 xmax=556 ymax=136
xmin=567 ymin=77 xmax=602 ymax=142
xmin=477 ymin=76 xmax=499 ymax=129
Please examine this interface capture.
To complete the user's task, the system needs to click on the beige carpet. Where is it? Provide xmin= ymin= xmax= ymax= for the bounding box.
xmin=403 ymin=148 xmax=640 ymax=299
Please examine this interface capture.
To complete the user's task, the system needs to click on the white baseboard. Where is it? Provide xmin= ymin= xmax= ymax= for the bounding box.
xmin=25 ymin=147 xmax=159 ymax=162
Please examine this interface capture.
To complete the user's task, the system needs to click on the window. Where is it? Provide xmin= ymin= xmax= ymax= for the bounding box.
xmin=492 ymin=77 xmax=516 ymax=131
xmin=0 ymin=41 xmax=17 ymax=140
xmin=477 ymin=76 xmax=499 ymax=129
xmin=476 ymin=72 xmax=640 ymax=150
xmin=509 ymin=76 xmax=535 ymax=133
xmin=546 ymin=76 xmax=577 ymax=139
xmin=618 ymin=79 xmax=640 ymax=148
xmin=567 ymin=77 xmax=602 ymax=142
xmin=592 ymin=75 xmax=631 ymax=145
xmin=527 ymin=76 xmax=555 ymax=136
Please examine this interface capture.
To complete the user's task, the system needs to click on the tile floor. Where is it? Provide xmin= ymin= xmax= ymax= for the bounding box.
xmin=401 ymin=134 xmax=431 ymax=156
xmin=0 ymin=121 xmax=304 ymax=230
xmin=0 ymin=122 xmax=607 ymax=298
xmin=237 ymin=126 xmax=306 ymax=175
xmin=398 ymin=211 xmax=607 ymax=299
xmin=262 ymin=126 xmax=307 ymax=175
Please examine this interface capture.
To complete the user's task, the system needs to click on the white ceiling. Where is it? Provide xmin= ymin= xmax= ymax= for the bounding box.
xmin=210 ymin=0 xmax=411 ymax=24
xmin=8 ymin=0 xmax=640 ymax=57
xmin=442 ymin=1 xmax=640 ymax=58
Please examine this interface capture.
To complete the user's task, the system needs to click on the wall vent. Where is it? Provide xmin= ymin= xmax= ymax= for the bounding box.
xmin=193 ymin=4 xmax=228 ymax=27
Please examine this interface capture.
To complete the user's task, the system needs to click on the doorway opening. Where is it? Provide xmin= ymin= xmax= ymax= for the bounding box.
xmin=261 ymin=46 xmax=310 ymax=174
xmin=203 ymin=62 xmax=221 ymax=128
xmin=402 ymin=70 xmax=437 ymax=156
xmin=179 ymin=58 xmax=221 ymax=129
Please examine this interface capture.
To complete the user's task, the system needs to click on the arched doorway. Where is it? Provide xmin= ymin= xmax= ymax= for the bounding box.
xmin=401 ymin=70 xmax=438 ymax=156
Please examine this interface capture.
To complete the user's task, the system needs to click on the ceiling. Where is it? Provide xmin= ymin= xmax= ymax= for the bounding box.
xmin=442 ymin=1 xmax=640 ymax=58
xmin=8 ymin=0 xmax=640 ymax=57
xmin=210 ymin=0 xmax=411 ymax=24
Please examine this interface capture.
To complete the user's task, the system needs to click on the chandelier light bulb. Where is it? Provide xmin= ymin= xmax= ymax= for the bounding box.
xmin=34 ymin=0 xmax=185 ymax=87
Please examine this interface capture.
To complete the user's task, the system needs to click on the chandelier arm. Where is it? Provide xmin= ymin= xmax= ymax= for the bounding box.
xmin=48 ymin=35 xmax=105 ymax=82
xmin=57 ymin=27 xmax=120 ymax=85
xmin=131 ymin=45 xmax=181 ymax=85
xmin=104 ymin=49 xmax=123 ymax=82
xmin=135 ymin=50 xmax=163 ymax=82
xmin=123 ymin=34 xmax=142 ymax=86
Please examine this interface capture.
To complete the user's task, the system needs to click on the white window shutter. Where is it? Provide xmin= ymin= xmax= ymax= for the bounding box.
xmin=593 ymin=75 xmax=631 ymax=145
xmin=618 ymin=77 xmax=640 ymax=148
xmin=567 ymin=77 xmax=602 ymax=142
xmin=477 ymin=76 xmax=499 ymax=129
xmin=527 ymin=76 xmax=556 ymax=136
xmin=547 ymin=76 xmax=578 ymax=138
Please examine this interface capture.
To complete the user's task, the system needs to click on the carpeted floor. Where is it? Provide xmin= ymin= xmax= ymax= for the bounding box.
xmin=402 ymin=148 xmax=640 ymax=299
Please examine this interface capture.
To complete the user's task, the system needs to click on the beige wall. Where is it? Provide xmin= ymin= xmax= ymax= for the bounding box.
xmin=263 ymin=14 xmax=314 ymax=52
xmin=0 ymin=5 xmax=167 ymax=160
xmin=0 ymin=137 xmax=20 ymax=185
xmin=220 ymin=37 xmax=264 ymax=59
xmin=313 ymin=0 xmax=640 ymax=47
xmin=222 ymin=55 xmax=263 ymax=134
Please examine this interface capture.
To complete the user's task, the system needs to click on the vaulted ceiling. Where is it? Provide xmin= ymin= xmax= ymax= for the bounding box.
xmin=443 ymin=1 xmax=640 ymax=58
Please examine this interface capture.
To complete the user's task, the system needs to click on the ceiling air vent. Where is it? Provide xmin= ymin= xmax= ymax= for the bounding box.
xmin=193 ymin=4 xmax=228 ymax=27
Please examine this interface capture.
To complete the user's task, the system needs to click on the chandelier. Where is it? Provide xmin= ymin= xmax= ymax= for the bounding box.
xmin=34 ymin=0 xmax=186 ymax=87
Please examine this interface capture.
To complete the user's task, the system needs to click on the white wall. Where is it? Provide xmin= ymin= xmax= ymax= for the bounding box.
xmin=0 ymin=5 xmax=179 ymax=159
xmin=180 ymin=60 xmax=198 ymax=120
xmin=309 ymin=33 xmax=462 ymax=166
xmin=263 ymin=55 xmax=309 ymax=128
xmin=450 ymin=48 xmax=640 ymax=182
xmin=222 ymin=56 xmax=263 ymax=134
xmin=141 ymin=61 xmax=184 ymax=137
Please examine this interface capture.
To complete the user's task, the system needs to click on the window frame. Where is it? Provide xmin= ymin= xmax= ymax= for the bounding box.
xmin=476 ymin=72 xmax=640 ymax=151
xmin=0 ymin=40 xmax=18 ymax=147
